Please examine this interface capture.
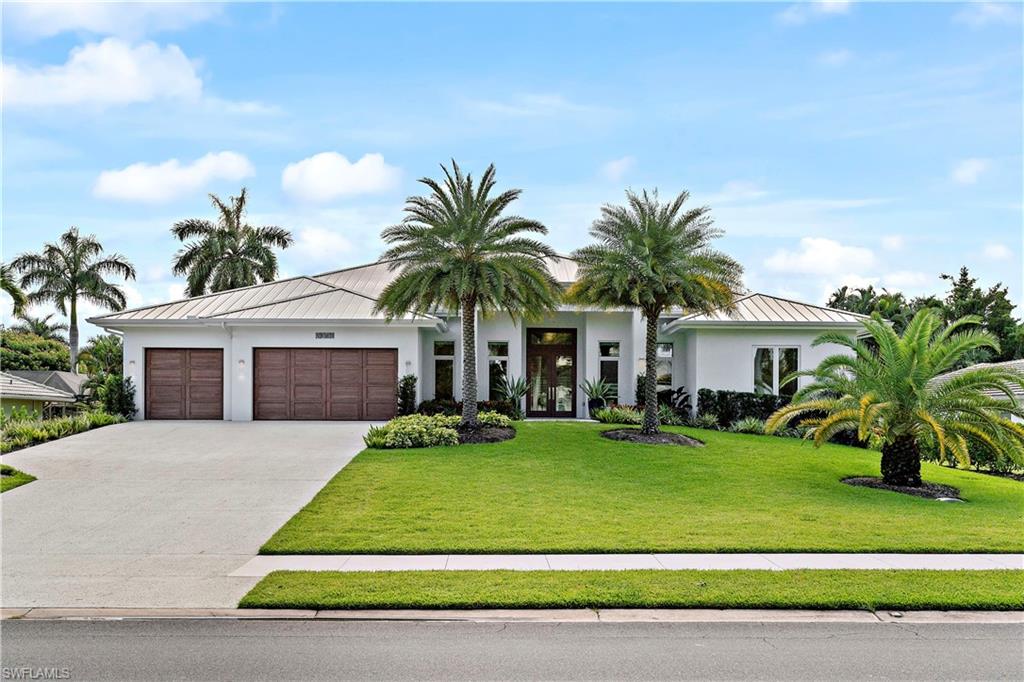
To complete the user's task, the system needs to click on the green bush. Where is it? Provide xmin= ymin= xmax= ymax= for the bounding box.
xmin=690 ymin=413 xmax=721 ymax=430
xmin=97 ymin=374 xmax=137 ymax=419
xmin=417 ymin=399 xmax=517 ymax=419
xmin=363 ymin=411 xmax=511 ymax=449
xmin=1 ymin=410 xmax=126 ymax=453
xmin=396 ymin=374 xmax=417 ymax=416
xmin=729 ymin=416 xmax=766 ymax=435
xmin=0 ymin=331 xmax=70 ymax=371
xmin=477 ymin=411 xmax=512 ymax=429
xmin=697 ymin=389 xmax=790 ymax=428
xmin=593 ymin=405 xmax=642 ymax=425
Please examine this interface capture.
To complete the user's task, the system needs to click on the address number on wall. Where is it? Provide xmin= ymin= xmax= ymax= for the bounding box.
xmin=315 ymin=332 xmax=335 ymax=339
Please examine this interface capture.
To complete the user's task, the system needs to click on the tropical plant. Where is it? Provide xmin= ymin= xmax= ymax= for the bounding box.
xmin=593 ymin=405 xmax=643 ymax=425
xmin=690 ymin=413 xmax=721 ymax=430
xmin=497 ymin=375 xmax=529 ymax=420
xmin=11 ymin=227 xmax=135 ymax=373
xmin=171 ymin=188 xmax=294 ymax=297
xmin=96 ymin=374 xmax=137 ymax=419
xmin=765 ymin=309 xmax=1024 ymax=487
xmin=729 ymin=416 xmax=766 ymax=435
xmin=568 ymin=190 xmax=743 ymax=435
xmin=78 ymin=334 xmax=123 ymax=375
xmin=0 ymin=330 xmax=70 ymax=370
xmin=9 ymin=313 xmax=69 ymax=343
xmin=1 ymin=263 xmax=28 ymax=316
xmin=580 ymin=377 xmax=615 ymax=405
xmin=396 ymin=374 xmax=418 ymax=416
xmin=374 ymin=161 xmax=560 ymax=429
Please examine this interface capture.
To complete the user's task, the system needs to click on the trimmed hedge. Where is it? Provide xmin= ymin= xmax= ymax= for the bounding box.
xmin=696 ymin=389 xmax=790 ymax=428
xmin=364 ymin=411 xmax=514 ymax=449
xmin=417 ymin=399 xmax=517 ymax=419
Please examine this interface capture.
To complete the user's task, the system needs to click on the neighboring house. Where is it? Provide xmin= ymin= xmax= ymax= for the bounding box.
xmin=88 ymin=256 xmax=869 ymax=421
xmin=932 ymin=359 xmax=1024 ymax=423
xmin=6 ymin=370 xmax=91 ymax=401
xmin=0 ymin=371 xmax=75 ymax=416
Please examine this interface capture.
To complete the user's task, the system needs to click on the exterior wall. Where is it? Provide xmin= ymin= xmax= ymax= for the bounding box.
xmin=1 ymin=398 xmax=47 ymax=416
xmin=122 ymin=323 xmax=422 ymax=421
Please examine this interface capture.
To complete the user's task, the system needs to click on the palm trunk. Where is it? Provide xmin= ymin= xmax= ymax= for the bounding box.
xmin=880 ymin=434 xmax=921 ymax=487
xmin=69 ymin=297 xmax=79 ymax=375
xmin=460 ymin=296 xmax=479 ymax=429
xmin=641 ymin=312 xmax=660 ymax=435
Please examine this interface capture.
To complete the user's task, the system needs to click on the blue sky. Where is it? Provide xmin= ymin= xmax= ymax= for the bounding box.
xmin=3 ymin=1 xmax=1022 ymax=340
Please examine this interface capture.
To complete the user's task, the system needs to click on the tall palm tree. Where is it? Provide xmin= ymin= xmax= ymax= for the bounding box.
xmin=2 ymin=263 xmax=28 ymax=316
xmin=10 ymin=313 xmax=69 ymax=343
xmin=171 ymin=188 xmax=293 ymax=297
xmin=374 ymin=161 xmax=560 ymax=429
xmin=568 ymin=190 xmax=744 ymax=434
xmin=79 ymin=333 xmax=123 ymax=375
xmin=12 ymin=227 xmax=135 ymax=374
xmin=766 ymin=309 xmax=1024 ymax=487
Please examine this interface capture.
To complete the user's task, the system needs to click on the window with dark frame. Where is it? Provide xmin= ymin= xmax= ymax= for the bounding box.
xmin=487 ymin=341 xmax=509 ymax=401
xmin=433 ymin=340 xmax=455 ymax=400
xmin=599 ymin=342 xmax=620 ymax=403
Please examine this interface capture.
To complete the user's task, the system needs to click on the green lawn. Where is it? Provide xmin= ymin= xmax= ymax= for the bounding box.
xmin=0 ymin=464 xmax=35 ymax=493
xmin=240 ymin=569 xmax=1024 ymax=610
xmin=261 ymin=422 xmax=1024 ymax=554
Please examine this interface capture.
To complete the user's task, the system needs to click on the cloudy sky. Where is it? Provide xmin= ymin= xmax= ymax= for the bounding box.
xmin=3 ymin=1 xmax=1021 ymax=340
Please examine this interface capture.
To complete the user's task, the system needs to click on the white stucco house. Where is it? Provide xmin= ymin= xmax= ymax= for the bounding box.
xmin=88 ymin=256 xmax=869 ymax=421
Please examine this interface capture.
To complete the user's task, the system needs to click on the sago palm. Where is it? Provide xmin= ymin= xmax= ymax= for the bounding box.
xmin=567 ymin=190 xmax=743 ymax=434
xmin=2 ymin=263 xmax=28 ymax=316
xmin=374 ymin=161 xmax=560 ymax=429
xmin=11 ymin=313 xmax=69 ymax=343
xmin=766 ymin=309 xmax=1024 ymax=487
xmin=12 ymin=227 xmax=136 ymax=373
xmin=171 ymin=188 xmax=294 ymax=297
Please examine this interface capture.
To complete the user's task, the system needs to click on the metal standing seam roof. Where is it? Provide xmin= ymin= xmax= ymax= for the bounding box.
xmin=931 ymin=359 xmax=1024 ymax=402
xmin=664 ymin=292 xmax=870 ymax=329
xmin=0 ymin=372 xmax=76 ymax=403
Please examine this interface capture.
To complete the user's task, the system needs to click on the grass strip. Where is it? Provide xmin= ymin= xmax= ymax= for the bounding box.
xmin=240 ymin=569 xmax=1024 ymax=611
xmin=0 ymin=464 xmax=36 ymax=493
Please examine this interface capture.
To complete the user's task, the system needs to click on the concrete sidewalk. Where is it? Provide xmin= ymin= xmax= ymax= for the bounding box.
xmin=231 ymin=553 xmax=1024 ymax=577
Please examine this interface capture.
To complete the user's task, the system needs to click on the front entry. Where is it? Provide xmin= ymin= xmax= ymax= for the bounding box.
xmin=526 ymin=328 xmax=577 ymax=417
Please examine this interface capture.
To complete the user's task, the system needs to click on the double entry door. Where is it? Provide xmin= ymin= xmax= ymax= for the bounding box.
xmin=526 ymin=328 xmax=576 ymax=418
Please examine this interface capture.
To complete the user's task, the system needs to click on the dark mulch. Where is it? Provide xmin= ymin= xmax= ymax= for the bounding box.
xmin=458 ymin=426 xmax=516 ymax=445
xmin=843 ymin=476 xmax=962 ymax=501
xmin=600 ymin=428 xmax=704 ymax=447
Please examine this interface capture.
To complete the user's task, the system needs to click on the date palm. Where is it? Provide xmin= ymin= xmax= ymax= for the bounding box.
xmin=568 ymin=190 xmax=743 ymax=434
xmin=11 ymin=313 xmax=69 ymax=343
xmin=766 ymin=309 xmax=1024 ymax=486
xmin=171 ymin=188 xmax=293 ymax=297
xmin=12 ymin=227 xmax=136 ymax=374
xmin=2 ymin=263 xmax=28 ymax=316
xmin=374 ymin=161 xmax=560 ymax=429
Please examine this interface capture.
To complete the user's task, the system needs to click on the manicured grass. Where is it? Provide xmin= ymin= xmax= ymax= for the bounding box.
xmin=0 ymin=464 xmax=35 ymax=493
xmin=261 ymin=422 xmax=1024 ymax=554
xmin=240 ymin=569 xmax=1024 ymax=611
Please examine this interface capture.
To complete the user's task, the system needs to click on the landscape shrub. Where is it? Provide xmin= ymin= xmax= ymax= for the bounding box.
xmin=97 ymin=374 xmax=137 ymax=419
xmin=658 ymin=404 xmax=688 ymax=426
xmin=0 ymin=331 xmax=70 ymax=371
xmin=1 ymin=411 xmax=126 ymax=453
xmin=690 ymin=413 xmax=721 ymax=430
xmin=729 ymin=416 xmax=766 ymax=435
xmin=696 ymin=389 xmax=790 ymax=428
xmin=416 ymin=399 xmax=517 ymax=419
xmin=363 ymin=411 xmax=512 ymax=449
xmin=593 ymin=405 xmax=642 ymax=425
xmin=396 ymin=374 xmax=417 ymax=416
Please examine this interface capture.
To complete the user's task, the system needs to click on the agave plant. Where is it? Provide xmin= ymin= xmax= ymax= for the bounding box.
xmin=497 ymin=375 xmax=529 ymax=420
xmin=766 ymin=309 xmax=1024 ymax=486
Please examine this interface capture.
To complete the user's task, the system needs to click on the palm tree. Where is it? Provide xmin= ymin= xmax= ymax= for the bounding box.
xmin=171 ymin=188 xmax=294 ymax=297
xmin=10 ymin=313 xmax=69 ymax=343
xmin=12 ymin=227 xmax=135 ymax=374
xmin=765 ymin=309 xmax=1024 ymax=487
xmin=567 ymin=190 xmax=744 ymax=435
xmin=2 ymin=263 xmax=28 ymax=316
xmin=79 ymin=333 xmax=123 ymax=375
xmin=374 ymin=161 xmax=560 ymax=429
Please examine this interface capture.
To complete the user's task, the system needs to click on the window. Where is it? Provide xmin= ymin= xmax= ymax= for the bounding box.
xmin=528 ymin=330 xmax=574 ymax=345
xmin=488 ymin=342 xmax=509 ymax=401
xmin=433 ymin=340 xmax=455 ymax=400
xmin=599 ymin=342 xmax=620 ymax=402
xmin=656 ymin=342 xmax=674 ymax=391
xmin=753 ymin=347 xmax=799 ymax=396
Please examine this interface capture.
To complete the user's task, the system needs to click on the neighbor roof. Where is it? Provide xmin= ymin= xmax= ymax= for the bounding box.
xmin=0 ymin=372 xmax=76 ymax=403
xmin=6 ymin=370 xmax=91 ymax=397
xmin=931 ymin=360 xmax=1024 ymax=403
xmin=663 ymin=292 xmax=871 ymax=331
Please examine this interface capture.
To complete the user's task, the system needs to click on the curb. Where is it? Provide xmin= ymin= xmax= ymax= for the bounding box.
xmin=4 ymin=608 xmax=1023 ymax=624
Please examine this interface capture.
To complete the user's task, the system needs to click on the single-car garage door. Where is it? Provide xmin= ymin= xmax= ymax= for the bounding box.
xmin=253 ymin=348 xmax=397 ymax=421
xmin=145 ymin=349 xmax=224 ymax=419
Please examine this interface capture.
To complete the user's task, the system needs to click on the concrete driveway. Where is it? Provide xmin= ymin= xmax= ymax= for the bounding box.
xmin=1 ymin=421 xmax=370 ymax=608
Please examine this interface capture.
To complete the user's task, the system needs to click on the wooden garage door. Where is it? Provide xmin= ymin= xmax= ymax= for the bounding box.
xmin=253 ymin=348 xmax=397 ymax=421
xmin=145 ymin=349 xmax=224 ymax=420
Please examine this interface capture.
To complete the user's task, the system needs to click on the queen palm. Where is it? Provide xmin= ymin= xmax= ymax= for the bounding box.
xmin=12 ymin=227 xmax=136 ymax=373
xmin=766 ymin=309 xmax=1024 ymax=487
xmin=374 ymin=161 xmax=560 ymax=429
xmin=11 ymin=313 xmax=69 ymax=343
xmin=171 ymin=188 xmax=293 ymax=297
xmin=568 ymin=190 xmax=743 ymax=435
xmin=2 ymin=263 xmax=28 ymax=316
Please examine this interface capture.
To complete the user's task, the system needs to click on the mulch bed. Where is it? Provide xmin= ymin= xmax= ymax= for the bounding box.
xmin=600 ymin=428 xmax=704 ymax=447
xmin=842 ymin=476 xmax=962 ymax=501
xmin=458 ymin=426 xmax=516 ymax=445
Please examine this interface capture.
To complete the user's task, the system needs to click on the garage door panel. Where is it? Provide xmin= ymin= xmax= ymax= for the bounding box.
xmin=364 ymin=401 xmax=396 ymax=421
xmin=255 ymin=349 xmax=288 ymax=367
xmin=255 ymin=402 xmax=289 ymax=420
xmin=293 ymin=385 xmax=324 ymax=401
xmin=291 ymin=402 xmax=326 ymax=420
xmin=330 ymin=367 xmax=361 ymax=384
xmin=292 ymin=367 xmax=324 ymax=385
xmin=146 ymin=349 xmax=223 ymax=420
xmin=329 ymin=402 xmax=361 ymax=420
xmin=330 ymin=349 xmax=362 ymax=365
xmin=365 ymin=384 xmax=395 ymax=402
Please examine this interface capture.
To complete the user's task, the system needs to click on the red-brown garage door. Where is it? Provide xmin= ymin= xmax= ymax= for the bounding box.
xmin=253 ymin=348 xmax=397 ymax=421
xmin=145 ymin=349 xmax=224 ymax=419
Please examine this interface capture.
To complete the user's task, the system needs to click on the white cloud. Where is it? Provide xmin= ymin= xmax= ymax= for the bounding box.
xmin=953 ymin=1 xmax=1021 ymax=28
xmin=94 ymin=151 xmax=254 ymax=203
xmin=764 ymin=237 xmax=876 ymax=275
xmin=291 ymin=228 xmax=355 ymax=265
xmin=881 ymin=234 xmax=905 ymax=251
xmin=281 ymin=152 xmax=401 ymax=203
xmin=778 ymin=1 xmax=853 ymax=26
xmin=817 ymin=48 xmax=853 ymax=67
xmin=951 ymin=158 xmax=991 ymax=185
xmin=3 ymin=38 xmax=202 ymax=108
xmin=465 ymin=93 xmax=599 ymax=118
xmin=706 ymin=180 xmax=769 ymax=204
xmin=983 ymin=242 xmax=1013 ymax=260
xmin=601 ymin=156 xmax=635 ymax=183
xmin=4 ymin=1 xmax=223 ymax=40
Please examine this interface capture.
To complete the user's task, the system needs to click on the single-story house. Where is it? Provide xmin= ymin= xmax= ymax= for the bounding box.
xmin=88 ymin=256 xmax=869 ymax=421
xmin=0 ymin=371 xmax=76 ymax=416
xmin=6 ymin=370 xmax=92 ymax=401
xmin=932 ymin=359 xmax=1024 ymax=423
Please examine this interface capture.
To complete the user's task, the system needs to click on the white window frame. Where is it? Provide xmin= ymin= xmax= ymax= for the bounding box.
xmin=433 ymin=340 xmax=456 ymax=400
xmin=598 ymin=341 xmax=621 ymax=402
xmin=487 ymin=341 xmax=509 ymax=401
xmin=752 ymin=345 xmax=800 ymax=396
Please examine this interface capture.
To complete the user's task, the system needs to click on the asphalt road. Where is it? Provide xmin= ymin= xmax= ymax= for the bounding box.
xmin=2 ymin=619 xmax=1022 ymax=681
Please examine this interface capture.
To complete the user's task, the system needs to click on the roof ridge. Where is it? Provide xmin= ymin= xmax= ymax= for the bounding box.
xmin=205 ymin=283 xmax=438 ymax=321
xmin=0 ymin=370 xmax=75 ymax=396
xmin=679 ymin=291 xmax=757 ymax=320
xmin=313 ymin=258 xmax=400 ymax=278
xmin=747 ymin=292 xmax=872 ymax=319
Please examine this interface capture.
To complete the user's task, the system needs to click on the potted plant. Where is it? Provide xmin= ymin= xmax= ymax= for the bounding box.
xmin=580 ymin=378 xmax=615 ymax=418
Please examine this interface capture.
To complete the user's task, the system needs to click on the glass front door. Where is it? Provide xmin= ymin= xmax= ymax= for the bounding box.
xmin=526 ymin=329 xmax=576 ymax=417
